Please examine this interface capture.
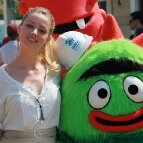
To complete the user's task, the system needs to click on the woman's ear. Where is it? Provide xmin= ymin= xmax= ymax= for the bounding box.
xmin=17 ymin=24 xmax=22 ymax=34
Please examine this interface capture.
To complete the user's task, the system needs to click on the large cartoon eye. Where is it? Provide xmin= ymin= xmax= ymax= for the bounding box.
xmin=88 ymin=81 xmax=111 ymax=109
xmin=124 ymin=76 xmax=143 ymax=102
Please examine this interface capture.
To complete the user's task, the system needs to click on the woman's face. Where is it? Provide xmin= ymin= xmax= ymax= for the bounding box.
xmin=18 ymin=12 xmax=51 ymax=51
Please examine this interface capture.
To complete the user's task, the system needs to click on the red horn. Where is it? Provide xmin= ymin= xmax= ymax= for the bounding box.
xmin=99 ymin=14 xmax=124 ymax=41
xmin=132 ymin=33 xmax=143 ymax=47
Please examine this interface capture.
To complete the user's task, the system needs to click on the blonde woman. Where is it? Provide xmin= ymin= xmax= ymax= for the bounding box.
xmin=0 ymin=7 xmax=61 ymax=143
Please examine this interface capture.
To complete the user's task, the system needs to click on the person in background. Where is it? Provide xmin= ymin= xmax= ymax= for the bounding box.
xmin=129 ymin=11 xmax=143 ymax=39
xmin=1 ymin=36 xmax=9 ymax=45
xmin=0 ymin=7 xmax=61 ymax=143
xmin=0 ymin=23 xmax=19 ymax=65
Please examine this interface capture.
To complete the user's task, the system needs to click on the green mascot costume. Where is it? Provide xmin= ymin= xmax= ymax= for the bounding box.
xmin=56 ymin=14 xmax=143 ymax=143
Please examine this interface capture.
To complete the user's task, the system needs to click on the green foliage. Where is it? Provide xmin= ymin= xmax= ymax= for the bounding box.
xmin=0 ymin=0 xmax=22 ymax=20
xmin=12 ymin=0 xmax=22 ymax=20
xmin=0 ymin=1 xmax=3 ymax=19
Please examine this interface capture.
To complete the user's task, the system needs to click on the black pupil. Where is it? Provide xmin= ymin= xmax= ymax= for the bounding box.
xmin=128 ymin=85 xmax=138 ymax=95
xmin=98 ymin=88 xmax=108 ymax=98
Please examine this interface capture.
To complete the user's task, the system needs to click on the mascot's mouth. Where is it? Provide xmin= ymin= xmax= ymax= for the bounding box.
xmin=89 ymin=108 xmax=143 ymax=132
xmin=54 ymin=16 xmax=90 ymax=34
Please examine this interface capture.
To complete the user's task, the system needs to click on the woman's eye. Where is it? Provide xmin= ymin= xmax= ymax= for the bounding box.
xmin=124 ymin=76 xmax=143 ymax=102
xmin=88 ymin=80 xmax=111 ymax=109
xmin=26 ymin=24 xmax=33 ymax=28
xmin=39 ymin=29 xmax=47 ymax=34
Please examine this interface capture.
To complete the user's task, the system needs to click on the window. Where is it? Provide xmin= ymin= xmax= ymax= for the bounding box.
xmin=98 ymin=1 xmax=107 ymax=12
xmin=139 ymin=0 xmax=143 ymax=12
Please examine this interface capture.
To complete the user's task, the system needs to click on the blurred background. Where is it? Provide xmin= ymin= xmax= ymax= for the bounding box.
xmin=98 ymin=0 xmax=143 ymax=38
xmin=0 ymin=0 xmax=21 ymax=43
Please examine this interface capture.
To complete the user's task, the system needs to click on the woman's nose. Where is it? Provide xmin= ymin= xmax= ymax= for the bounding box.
xmin=31 ymin=29 xmax=38 ymax=36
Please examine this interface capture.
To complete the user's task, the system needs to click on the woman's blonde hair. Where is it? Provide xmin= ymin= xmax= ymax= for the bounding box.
xmin=21 ymin=7 xmax=60 ymax=75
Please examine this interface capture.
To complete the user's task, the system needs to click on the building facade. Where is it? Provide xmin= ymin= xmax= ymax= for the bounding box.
xmin=98 ymin=0 xmax=143 ymax=38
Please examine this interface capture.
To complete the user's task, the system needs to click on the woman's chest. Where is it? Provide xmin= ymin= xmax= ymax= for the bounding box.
xmin=4 ymin=83 xmax=60 ymax=122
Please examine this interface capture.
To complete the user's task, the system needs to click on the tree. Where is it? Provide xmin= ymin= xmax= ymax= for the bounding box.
xmin=0 ymin=0 xmax=3 ymax=19
xmin=0 ymin=0 xmax=22 ymax=20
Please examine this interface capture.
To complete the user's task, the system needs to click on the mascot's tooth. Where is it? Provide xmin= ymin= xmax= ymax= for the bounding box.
xmin=76 ymin=19 xmax=85 ymax=29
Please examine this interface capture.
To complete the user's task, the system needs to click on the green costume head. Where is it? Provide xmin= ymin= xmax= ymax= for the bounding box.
xmin=57 ymin=39 xmax=143 ymax=143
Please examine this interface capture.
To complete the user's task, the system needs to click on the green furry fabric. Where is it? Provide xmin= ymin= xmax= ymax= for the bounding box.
xmin=57 ymin=130 xmax=143 ymax=143
xmin=56 ymin=39 xmax=143 ymax=143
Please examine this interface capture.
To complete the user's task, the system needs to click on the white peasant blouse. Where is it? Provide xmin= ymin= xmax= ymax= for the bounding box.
xmin=0 ymin=66 xmax=61 ymax=131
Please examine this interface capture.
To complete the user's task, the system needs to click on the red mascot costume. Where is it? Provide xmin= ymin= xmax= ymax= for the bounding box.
xmin=18 ymin=0 xmax=124 ymax=77
xmin=18 ymin=0 xmax=109 ymax=42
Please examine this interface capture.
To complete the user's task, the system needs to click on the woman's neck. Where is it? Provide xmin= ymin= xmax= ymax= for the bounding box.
xmin=9 ymin=54 xmax=45 ymax=71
